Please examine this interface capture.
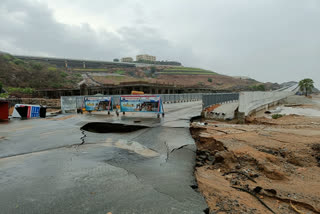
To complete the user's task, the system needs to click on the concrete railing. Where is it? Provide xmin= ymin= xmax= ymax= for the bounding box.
xmin=202 ymin=93 xmax=239 ymax=110
xmin=238 ymin=90 xmax=298 ymax=117
xmin=238 ymin=84 xmax=299 ymax=117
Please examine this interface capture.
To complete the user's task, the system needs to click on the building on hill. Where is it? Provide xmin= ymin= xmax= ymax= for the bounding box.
xmin=136 ymin=54 xmax=156 ymax=62
xmin=121 ymin=57 xmax=133 ymax=63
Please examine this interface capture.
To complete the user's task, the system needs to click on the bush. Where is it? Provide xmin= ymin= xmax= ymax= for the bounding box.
xmin=208 ymin=78 xmax=212 ymax=82
xmin=13 ymin=58 xmax=25 ymax=66
xmin=0 ymin=93 xmax=9 ymax=98
xmin=2 ymin=54 xmax=13 ymax=61
xmin=48 ymin=66 xmax=58 ymax=72
xmin=7 ymin=87 xmax=34 ymax=94
xmin=52 ymin=83 xmax=63 ymax=88
xmin=31 ymin=63 xmax=43 ymax=70
xmin=60 ymin=72 xmax=68 ymax=78
xmin=272 ymin=114 xmax=283 ymax=119
xmin=250 ymin=84 xmax=266 ymax=91
xmin=115 ymin=70 xmax=125 ymax=75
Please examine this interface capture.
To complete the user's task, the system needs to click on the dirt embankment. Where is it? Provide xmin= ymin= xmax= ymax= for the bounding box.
xmin=191 ymin=105 xmax=320 ymax=213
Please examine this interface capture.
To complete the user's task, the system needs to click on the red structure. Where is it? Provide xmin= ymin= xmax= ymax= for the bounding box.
xmin=0 ymin=100 xmax=9 ymax=121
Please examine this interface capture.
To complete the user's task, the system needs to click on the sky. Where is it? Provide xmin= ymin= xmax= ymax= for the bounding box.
xmin=0 ymin=0 xmax=319 ymax=87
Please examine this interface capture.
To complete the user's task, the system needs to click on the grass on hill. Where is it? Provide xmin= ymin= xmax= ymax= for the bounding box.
xmin=0 ymin=54 xmax=83 ymax=90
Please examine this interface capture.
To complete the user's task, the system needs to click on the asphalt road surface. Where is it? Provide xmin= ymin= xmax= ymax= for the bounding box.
xmin=0 ymin=101 xmax=208 ymax=214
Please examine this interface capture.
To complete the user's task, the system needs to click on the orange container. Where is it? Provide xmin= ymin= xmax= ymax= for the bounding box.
xmin=131 ymin=91 xmax=144 ymax=95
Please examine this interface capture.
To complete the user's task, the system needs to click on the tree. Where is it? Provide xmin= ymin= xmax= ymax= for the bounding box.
xmin=113 ymin=58 xmax=119 ymax=62
xmin=208 ymin=78 xmax=212 ymax=83
xmin=150 ymin=66 xmax=156 ymax=73
xmin=256 ymin=84 xmax=265 ymax=91
xmin=299 ymin=78 xmax=314 ymax=96
xmin=250 ymin=84 xmax=265 ymax=91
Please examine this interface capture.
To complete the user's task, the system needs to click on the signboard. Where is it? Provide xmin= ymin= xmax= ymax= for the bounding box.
xmin=12 ymin=104 xmax=40 ymax=118
xmin=120 ymin=95 xmax=163 ymax=113
xmin=84 ymin=97 xmax=113 ymax=112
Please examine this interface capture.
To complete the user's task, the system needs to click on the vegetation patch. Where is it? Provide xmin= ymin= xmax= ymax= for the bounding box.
xmin=0 ymin=54 xmax=83 ymax=89
xmin=0 ymin=93 xmax=9 ymax=98
xmin=114 ymin=70 xmax=126 ymax=75
xmin=272 ymin=114 xmax=283 ymax=119
xmin=7 ymin=87 xmax=34 ymax=94
xmin=250 ymin=84 xmax=266 ymax=91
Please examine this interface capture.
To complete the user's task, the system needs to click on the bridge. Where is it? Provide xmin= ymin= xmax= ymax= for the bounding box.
xmin=0 ymin=85 xmax=299 ymax=213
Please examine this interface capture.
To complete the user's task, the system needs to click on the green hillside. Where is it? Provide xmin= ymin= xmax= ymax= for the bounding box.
xmin=0 ymin=54 xmax=82 ymax=90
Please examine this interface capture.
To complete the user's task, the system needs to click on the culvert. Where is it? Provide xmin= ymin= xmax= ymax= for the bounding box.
xmin=80 ymin=122 xmax=149 ymax=133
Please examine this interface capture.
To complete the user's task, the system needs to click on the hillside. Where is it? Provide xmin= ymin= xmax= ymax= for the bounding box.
xmin=78 ymin=66 xmax=262 ymax=90
xmin=0 ymin=54 xmax=277 ymax=94
xmin=0 ymin=54 xmax=82 ymax=89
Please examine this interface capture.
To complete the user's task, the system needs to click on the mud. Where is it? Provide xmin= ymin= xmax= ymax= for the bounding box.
xmin=191 ymin=96 xmax=320 ymax=214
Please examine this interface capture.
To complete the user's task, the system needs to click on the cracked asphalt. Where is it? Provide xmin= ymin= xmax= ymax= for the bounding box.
xmin=0 ymin=101 xmax=207 ymax=214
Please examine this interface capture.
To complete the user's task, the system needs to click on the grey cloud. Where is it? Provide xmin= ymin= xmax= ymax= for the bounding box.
xmin=0 ymin=0 xmax=320 ymax=87
xmin=0 ymin=0 xmax=195 ymax=62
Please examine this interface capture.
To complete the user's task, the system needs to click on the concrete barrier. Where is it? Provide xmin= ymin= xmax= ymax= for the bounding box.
xmin=238 ymin=91 xmax=295 ymax=117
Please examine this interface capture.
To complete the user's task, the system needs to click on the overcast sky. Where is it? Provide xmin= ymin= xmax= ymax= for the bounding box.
xmin=1 ymin=0 xmax=319 ymax=87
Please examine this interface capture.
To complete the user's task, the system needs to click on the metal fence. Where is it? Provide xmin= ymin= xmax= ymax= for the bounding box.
xmin=202 ymin=93 xmax=239 ymax=109
xmin=5 ymin=98 xmax=23 ymax=109
xmin=61 ymin=93 xmax=207 ymax=113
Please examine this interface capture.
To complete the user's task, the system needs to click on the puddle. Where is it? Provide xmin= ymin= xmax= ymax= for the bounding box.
xmin=80 ymin=122 xmax=148 ymax=133
xmin=102 ymin=139 xmax=159 ymax=157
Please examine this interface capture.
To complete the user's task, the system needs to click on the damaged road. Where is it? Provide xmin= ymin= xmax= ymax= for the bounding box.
xmin=191 ymin=95 xmax=320 ymax=214
xmin=0 ymin=102 xmax=207 ymax=214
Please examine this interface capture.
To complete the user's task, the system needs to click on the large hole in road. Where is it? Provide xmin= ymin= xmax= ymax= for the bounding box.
xmin=81 ymin=122 xmax=148 ymax=133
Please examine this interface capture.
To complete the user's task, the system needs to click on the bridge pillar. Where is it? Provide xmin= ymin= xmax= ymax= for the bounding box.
xmin=80 ymin=84 xmax=88 ymax=95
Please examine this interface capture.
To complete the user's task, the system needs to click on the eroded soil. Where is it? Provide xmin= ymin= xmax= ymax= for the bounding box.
xmin=191 ymin=98 xmax=320 ymax=214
